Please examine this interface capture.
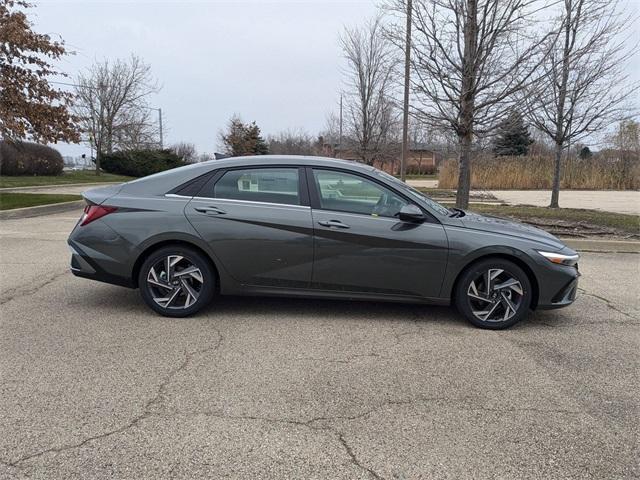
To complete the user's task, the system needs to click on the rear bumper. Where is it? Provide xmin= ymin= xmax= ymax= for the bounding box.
xmin=68 ymin=239 xmax=135 ymax=288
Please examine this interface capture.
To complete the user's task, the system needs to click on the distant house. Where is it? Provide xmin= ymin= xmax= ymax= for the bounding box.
xmin=321 ymin=142 xmax=441 ymax=174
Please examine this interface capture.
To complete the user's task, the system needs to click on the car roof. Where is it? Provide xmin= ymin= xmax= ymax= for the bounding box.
xmin=119 ymin=155 xmax=378 ymax=196
xmin=203 ymin=155 xmax=375 ymax=172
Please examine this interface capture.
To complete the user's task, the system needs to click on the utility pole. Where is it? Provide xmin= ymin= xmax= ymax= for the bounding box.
xmin=339 ymin=93 xmax=343 ymax=148
xmin=400 ymin=0 xmax=413 ymax=181
xmin=158 ymin=108 xmax=163 ymax=149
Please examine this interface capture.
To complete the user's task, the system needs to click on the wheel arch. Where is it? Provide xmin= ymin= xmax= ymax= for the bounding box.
xmin=131 ymin=237 xmax=221 ymax=292
xmin=449 ymin=252 xmax=540 ymax=310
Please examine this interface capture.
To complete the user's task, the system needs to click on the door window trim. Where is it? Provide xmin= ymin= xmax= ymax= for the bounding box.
xmin=196 ymin=165 xmax=310 ymax=207
xmin=305 ymin=166 xmax=438 ymax=223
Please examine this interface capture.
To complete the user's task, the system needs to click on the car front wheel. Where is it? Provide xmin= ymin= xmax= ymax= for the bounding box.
xmin=455 ymin=259 xmax=532 ymax=329
xmin=138 ymin=246 xmax=215 ymax=317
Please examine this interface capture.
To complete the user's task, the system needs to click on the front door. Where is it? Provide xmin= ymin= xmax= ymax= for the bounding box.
xmin=309 ymin=168 xmax=448 ymax=299
xmin=186 ymin=166 xmax=314 ymax=288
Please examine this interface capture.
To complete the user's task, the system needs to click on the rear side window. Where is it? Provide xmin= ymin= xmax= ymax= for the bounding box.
xmin=211 ymin=168 xmax=300 ymax=206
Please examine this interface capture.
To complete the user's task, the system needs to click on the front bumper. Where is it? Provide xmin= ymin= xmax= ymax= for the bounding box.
xmin=535 ymin=263 xmax=580 ymax=310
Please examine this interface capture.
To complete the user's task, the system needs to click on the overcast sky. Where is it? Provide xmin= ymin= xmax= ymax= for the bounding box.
xmin=33 ymin=0 xmax=639 ymax=157
xmin=33 ymin=0 xmax=378 ymax=157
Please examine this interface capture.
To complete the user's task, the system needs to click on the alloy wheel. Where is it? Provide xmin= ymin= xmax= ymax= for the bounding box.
xmin=146 ymin=255 xmax=204 ymax=310
xmin=467 ymin=268 xmax=524 ymax=323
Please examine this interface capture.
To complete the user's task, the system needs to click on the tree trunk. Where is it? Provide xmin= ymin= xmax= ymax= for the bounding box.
xmin=94 ymin=140 xmax=102 ymax=176
xmin=550 ymin=142 xmax=562 ymax=208
xmin=550 ymin=0 xmax=572 ymax=208
xmin=455 ymin=0 xmax=478 ymax=210
xmin=456 ymin=132 xmax=472 ymax=209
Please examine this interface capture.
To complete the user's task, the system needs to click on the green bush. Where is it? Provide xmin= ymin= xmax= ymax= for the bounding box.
xmin=0 ymin=141 xmax=64 ymax=176
xmin=100 ymin=150 xmax=187 ymax=177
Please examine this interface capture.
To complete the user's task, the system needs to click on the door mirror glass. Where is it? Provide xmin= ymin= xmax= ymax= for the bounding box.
xmin=398 ymin=204 xmax=426 ymax=223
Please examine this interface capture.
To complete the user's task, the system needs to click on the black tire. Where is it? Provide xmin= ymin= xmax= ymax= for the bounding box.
xmin=455 ymin=258 xmax=532 ymax=330
xmin=138 ymin=245 xmax=216 ymax=317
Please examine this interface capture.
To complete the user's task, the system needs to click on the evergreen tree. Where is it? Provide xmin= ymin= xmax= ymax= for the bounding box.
xmin=245 ymin=121 xmax=269 ymax=155
xmin=220 ymin=115 xmax=269 ymax=156
xmin=578 ymin=146 xmax=592 ymax=159
xmin=493 ymin=110 xmax=533 ymax=156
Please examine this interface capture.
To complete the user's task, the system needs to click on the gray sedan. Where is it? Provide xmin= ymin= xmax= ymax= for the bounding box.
xmin=68 ymin=155 xmax=579 ymax=329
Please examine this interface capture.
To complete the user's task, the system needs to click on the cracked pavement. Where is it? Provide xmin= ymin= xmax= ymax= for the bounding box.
xmin=1 ymin=211 xmax=639 ymax=479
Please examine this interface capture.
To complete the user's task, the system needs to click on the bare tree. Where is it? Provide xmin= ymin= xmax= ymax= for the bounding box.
xmin=267 ymin=129 xmax=320 ymax=155
xmin=385 ymin=0 xmax=552 ymax=208
xmin=321 ymin=111 xmax=342 ymax=148
xmin=170 ymin=142 xmax=198 ymax=163
xmin=340 ymin=16 xmax=400 ymax=166
xmin=523 ymin=0 xmax=638 ymax=207
xmin=73 ymin=55 xmax=160 ymax=175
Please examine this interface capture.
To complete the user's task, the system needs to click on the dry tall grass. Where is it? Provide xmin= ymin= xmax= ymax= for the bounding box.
xmin=438 ymin=155 xmax=640 ymax=190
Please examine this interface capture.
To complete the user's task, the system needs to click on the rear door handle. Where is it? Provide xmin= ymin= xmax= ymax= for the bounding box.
xmin=194 ymin=206 xmax=226 ymax=215
xmin=318 ymin=220 xmax=350 ymax=229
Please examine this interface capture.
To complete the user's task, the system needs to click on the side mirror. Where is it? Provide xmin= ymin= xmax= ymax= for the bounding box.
xmin=398 ymin=204 xmax=426 ymax=223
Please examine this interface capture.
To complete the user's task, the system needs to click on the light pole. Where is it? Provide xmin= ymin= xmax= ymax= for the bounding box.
xmin=155 ymin=108 xmax=163 ymax=149
xmin=400 ymin=0 xmax=413 ymax=182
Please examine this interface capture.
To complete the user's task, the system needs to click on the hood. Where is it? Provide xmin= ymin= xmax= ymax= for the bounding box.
xmin=459 ymin=211 xmax=565 ymax=250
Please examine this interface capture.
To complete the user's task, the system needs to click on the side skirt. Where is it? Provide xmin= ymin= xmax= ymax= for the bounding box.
xmin=225 ymin=285 xmax=451 ymax=306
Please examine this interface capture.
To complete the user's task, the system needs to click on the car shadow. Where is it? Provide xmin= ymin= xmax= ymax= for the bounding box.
xmin=75 ymin=284 xmax=561 ymax=331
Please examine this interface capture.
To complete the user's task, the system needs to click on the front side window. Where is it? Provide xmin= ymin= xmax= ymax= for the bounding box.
xmin=212 ymin=168 xmax=300 ymax=206
xmin=313 ymin=170 xmax=408 ymax=217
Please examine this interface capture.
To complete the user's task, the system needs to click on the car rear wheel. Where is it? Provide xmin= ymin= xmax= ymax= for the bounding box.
xmin=455 ymin=259 xmax=532 ymax=329
xmin=138 ymin=246 xmax=215 ymax=317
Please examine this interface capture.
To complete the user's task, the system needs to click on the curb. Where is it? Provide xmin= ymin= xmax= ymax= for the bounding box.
xmin=0 ymin=200 xmax=84 ymax=220
xmin=561 ymin=238 xmax=640 ymax=253
xmin=0 ymin=182 xmax=119 ymax=193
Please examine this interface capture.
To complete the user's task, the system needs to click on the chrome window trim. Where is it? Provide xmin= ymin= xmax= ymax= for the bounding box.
xmin=187 ymin=196 xmax=311 ymax=210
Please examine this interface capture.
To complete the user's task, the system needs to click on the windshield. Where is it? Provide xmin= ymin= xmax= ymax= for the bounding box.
xmin=375 ymin=171 xmax=451 ymax=217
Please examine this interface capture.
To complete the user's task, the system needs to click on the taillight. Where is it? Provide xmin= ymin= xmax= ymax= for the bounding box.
xmin=80 ymin=205 xmax=117 ymax=226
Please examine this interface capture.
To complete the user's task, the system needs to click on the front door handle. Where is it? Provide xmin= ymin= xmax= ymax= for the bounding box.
xmin=194 ymin=206 xmax=226 ymax=215
xmin=318 ymin=220 xmax=350 ymax=229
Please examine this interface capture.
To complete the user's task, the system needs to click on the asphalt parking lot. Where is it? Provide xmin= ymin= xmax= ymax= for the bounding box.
xmin=1 ymin=211 xmax=639 ymax=479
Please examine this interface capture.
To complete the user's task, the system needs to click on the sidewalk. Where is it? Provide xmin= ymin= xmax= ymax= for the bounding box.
xmin=488 ymin=190 xmax=640 ymax=215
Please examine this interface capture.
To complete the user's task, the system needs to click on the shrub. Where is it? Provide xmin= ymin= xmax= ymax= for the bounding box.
xmin=407 ymin=164 xmax=437 ymax=175
xmin=439 ymin=155 xmax=640 ymax=190
xmin=100 ymin=149 xmax=187 ymax=177
xmin=0 ymin=141 xmax=64 ymax=176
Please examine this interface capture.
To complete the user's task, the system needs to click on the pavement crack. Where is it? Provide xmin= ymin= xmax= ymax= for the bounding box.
xmin=294 ymin=352 xmax=384 ymax=364
xmin=0 ymin=269 xmax=68 ymax=306
xmin=461 ymin=405 xmax=583 ymax=415
xmin=5 ymin=329 xmax=224 ymax=467
xmin=337 ymin=432 xmax=384 ymax=480
xmin=578 ymin=288 xmax=639 ymax=321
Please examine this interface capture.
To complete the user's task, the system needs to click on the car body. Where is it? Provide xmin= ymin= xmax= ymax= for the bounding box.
xmin=68 ymin=155 xmax=580 ymax=328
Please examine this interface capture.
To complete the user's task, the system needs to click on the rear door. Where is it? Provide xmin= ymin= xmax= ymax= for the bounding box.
xmin=185 ymin=166 xmax=314 ymax=288
xmin=308 ymin=168 xmax=448 ymax=299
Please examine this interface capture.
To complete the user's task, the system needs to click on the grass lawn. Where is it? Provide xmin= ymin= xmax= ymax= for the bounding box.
xmin=463 ymin=203 xmax=640 ymax=235
xmin=0 ymin=193 xmax=82 ymax=210
xmin=0 ymin=171 xmax=133 ymax=188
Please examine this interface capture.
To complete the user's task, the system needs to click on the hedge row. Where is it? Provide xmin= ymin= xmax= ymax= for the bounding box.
xmin=100 ymin=150 xmax=187 ymax=177
xmin=0 ymin=141 xmax=64 ymax=176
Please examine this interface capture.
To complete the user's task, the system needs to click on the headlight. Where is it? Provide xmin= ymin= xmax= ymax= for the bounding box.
xmin=537 ymin=251 xmax=579 ymax=267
